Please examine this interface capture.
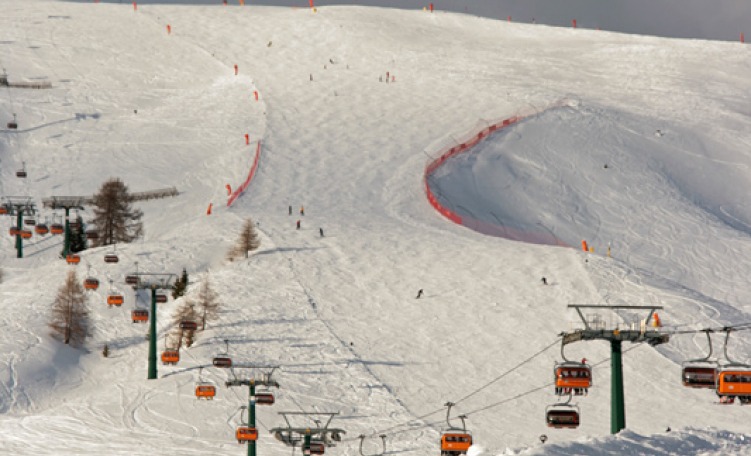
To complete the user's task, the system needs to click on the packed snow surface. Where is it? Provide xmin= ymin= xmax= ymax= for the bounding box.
xmin=1 ymin=1 xmax=750 ymax=455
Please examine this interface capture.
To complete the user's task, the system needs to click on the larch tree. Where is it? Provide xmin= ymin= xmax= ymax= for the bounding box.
xmin=49 ymin=270 xmax=89 ymax=347
xmin=89 ymin=178 xmax=143 ymax=247
xmin=196 ymin=276 xmax=220 ymax=330
xmin=227 ymin=218 xmax=261 ymax=261
xmin=171 ymin=268 xmax=189 ymax=299
xmin=172 ymin=298 xmax=199 ymax=348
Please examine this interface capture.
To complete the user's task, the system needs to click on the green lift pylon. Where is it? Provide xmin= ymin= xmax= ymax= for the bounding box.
xmin=1 ymin=197 xmax=36 ymax=258
xmin=226 ymin=367 xmax=280 ymax=456
xmin=269 ymin=411 xmax=345 ymax=454
xmin=42 ymin=196 xmax=86 ymax=258
xmin=127 ymin=272 xmax=176 ymax=380
xmin=561 ymin=305 xmax=670 ymax=434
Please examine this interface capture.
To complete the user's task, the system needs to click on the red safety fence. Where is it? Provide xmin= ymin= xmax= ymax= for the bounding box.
xmin=227 ymin=140 xmax=261 ymax=207
xmin=423 ymin=105 xmax=569 ymax=247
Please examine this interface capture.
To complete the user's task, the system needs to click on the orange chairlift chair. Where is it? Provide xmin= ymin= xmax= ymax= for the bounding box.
xmin=440 ymin=402 xmax=472 ymax=456
xmin=715 ymin=329 xmax=751 ymax=405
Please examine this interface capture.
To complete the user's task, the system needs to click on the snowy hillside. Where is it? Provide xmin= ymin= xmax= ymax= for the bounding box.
xmin=1 ymin=1 xmax=750 ymax=455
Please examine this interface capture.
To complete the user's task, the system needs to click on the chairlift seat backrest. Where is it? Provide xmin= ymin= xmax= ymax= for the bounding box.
xmin=254 ymin=392 xmax=275 ymax=405
xmin=7 ymin=121 xmax=17 ymax=129
xmin=35 ymin=224 xmax=49 ymax=235
xmin=180 ymin=320 xmax=197 ymax=331
xmin=50 ymin=224 xmax=64 ymax=235
xmin=682 ymin=365 xmax=717 ymax=388
xmin=213 ymin=357 xmax=232 ymax=368
xmin=546 ymin=409 xmax=580 ymax=428
xmin=66 ymin=254 xmax=81 ymax=264
xmin=104 ymin=254 xmax=119 ymax=263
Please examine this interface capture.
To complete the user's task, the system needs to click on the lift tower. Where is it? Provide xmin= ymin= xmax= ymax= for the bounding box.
xmin=42 ymin=196 xmax=86 ymax=258
xmin=562 ymin=305 xmax=669 ymax=434
xmin=269 ymin=411 xmax=346 ymax=454
xmin=226 ymin=366 xmax=280 ymax=456
xmin=128 ymin=272 xmax=176 ymax=380
xmin=2 ymin=197 xmax=37 ymax=258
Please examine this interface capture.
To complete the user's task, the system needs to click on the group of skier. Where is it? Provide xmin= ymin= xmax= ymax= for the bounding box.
xmin=289 ymin=205 xmax=324 ymax=237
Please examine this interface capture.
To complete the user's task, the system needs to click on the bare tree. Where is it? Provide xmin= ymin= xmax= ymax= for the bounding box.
xmin=196 ymin=276 xmax=220 ymax=330
xmin=172 ymin=298 xmax=199 ymax=348
xmin=89 ymin=178 xmax=143 ymax=246
xmin=49 ymin=270 xmax=89 ymax=347
xmin=227 ymin=218 xmax=261 ymax=261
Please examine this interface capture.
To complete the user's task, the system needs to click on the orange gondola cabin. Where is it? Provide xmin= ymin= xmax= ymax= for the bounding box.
xmin=50 ymin=224 xmax=64 ymax=235
xmin=19 ymin=230 xmax=32 ymax=239
xmin=236 ymin=426 xmax=258 ymax=444
xmin=554 ymin=363 xmax=592 ymax=395
xmin=107 ymin=294 xmax=124 ymax=306
xmin=440 ymin=433 xmax=472 ymax=455
xmin=195 ymin=384 xmax=216 ymax=400
xmin=131 ymin=309 xmax=149 ymax=323
xmin=35 ymin=224 xmax=49 ymax=235
xmin=66 ymin=254 xmax=81 ymax=264
xmin=717 ymin=370 xmax=751 ymax=404
xmin=161 ymin=350 xmax=179 ymax=365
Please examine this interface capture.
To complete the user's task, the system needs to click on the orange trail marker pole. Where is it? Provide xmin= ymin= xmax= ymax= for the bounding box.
xmin=166 ymin=24 xmax=171 ymax=34
xmin=245 ymin=134 xmax=250 ymax=145
xmin=234 ymin=64 xmax=238 ymax=75
xmin=253 ymin=91 xmax=258 ymax=101
xmin=581 ymin=240 xmax=589 ymax=252
xmin=133 ymin=2 xmax=137 ymax=11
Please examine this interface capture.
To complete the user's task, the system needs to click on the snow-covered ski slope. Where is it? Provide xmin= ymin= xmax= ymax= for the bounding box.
xmin=1 ymin=1 xmax=750 ymax=454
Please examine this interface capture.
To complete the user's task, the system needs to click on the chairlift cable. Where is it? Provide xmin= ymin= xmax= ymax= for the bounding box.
xmin=344 ymin=338 xmax=563 ymax=442
xmin=452 ymin=337 xmax=560 ymax=405
xmin=666 ymin=322 xmax=751 ymax=336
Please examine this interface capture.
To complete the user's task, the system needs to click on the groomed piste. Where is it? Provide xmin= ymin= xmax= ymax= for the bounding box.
xmin=1 ymin=1 xmax=750 ymax=455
